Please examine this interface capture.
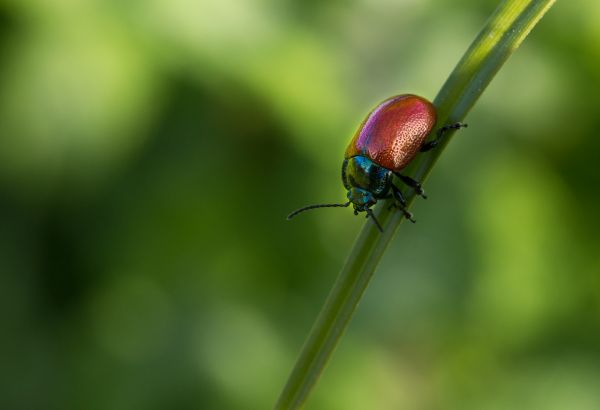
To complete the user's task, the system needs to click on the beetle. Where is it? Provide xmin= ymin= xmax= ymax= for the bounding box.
xmin=287 ymin=94 xmax=466 ymax=232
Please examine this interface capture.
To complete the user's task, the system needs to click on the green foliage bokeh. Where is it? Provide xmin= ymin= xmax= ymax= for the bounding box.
xmin=1 ymin=1 xmax=599 ymax=409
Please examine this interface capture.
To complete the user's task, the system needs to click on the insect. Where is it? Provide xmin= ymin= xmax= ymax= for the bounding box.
xmin=287 ymin=94 xmax=467 ymax=232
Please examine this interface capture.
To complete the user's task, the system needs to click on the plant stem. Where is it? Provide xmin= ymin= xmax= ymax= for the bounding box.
xmin=275 ymin=1 xmax=557 ymax=409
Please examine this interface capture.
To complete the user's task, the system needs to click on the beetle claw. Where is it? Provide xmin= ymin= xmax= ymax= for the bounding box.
xmin=402 ymin=210 xmax=416 ymax=223
xmin=388 ymin=201 xmax=416 ymax=223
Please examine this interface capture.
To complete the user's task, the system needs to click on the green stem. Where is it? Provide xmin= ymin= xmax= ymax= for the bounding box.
xmin=275 ymin=1 xmax=557 ymax=409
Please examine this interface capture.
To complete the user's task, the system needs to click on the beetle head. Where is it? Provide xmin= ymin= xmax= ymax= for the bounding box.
xmin=347 ymin=188 xmax=377 ymax=212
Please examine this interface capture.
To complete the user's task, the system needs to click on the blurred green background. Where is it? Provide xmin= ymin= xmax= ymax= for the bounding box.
xmin=1 ymin=0 xmax=600 ymax=409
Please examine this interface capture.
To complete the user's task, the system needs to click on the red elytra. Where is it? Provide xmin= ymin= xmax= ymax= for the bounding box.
xmin=345 ymin=94 xmax=437 ymax=171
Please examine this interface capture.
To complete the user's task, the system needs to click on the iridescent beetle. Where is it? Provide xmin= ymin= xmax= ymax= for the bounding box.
xmin=287 ymin=94 xmax=466 ymax=232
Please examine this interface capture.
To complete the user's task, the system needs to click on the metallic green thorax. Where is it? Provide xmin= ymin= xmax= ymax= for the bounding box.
xmin=342 ymin=156 xmax=392 ymax=211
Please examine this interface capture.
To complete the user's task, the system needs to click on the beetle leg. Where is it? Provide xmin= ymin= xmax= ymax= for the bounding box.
xmin=365 ymin=208 xmax=384 ymax=232
xmin=394 ymin=173 xmax=427 ymax=199
xmin=420 ymin=122 xmax=468 ymax=152
xmin=382 ymin=194 xmax=399 ymax=211
xmin=390 ymin=184 xmax=416 ymax=223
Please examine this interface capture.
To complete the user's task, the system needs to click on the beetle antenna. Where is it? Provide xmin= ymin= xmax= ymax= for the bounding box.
xmin=287 ymin=202 xmax=351 ymax=220
xmin=365 ymin=208 xmax=384 ymax=233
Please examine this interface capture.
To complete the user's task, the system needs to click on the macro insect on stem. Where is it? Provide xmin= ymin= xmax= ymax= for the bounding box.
xmin=287 ymin=94 xmax=467 ymax=232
